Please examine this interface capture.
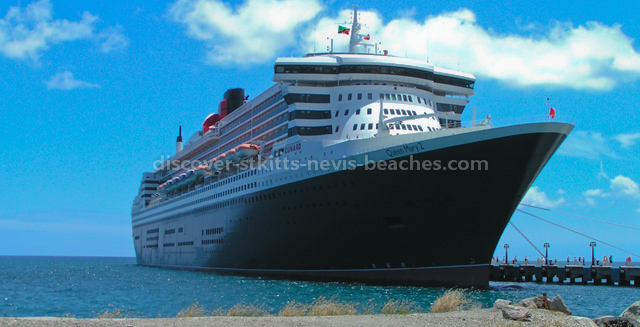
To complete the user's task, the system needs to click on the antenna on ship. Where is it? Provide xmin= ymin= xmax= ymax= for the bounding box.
xmin=348 ymin=5 xmax=360 ymax=53
xmin=176 ymin=126 xmax=183 ymax=154
xmin=346 ymin=5 xmax=376 ymax=54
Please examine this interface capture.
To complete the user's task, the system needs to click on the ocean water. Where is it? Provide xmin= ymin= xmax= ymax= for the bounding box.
xmin=1 ymin=256 xmax=638 ymax=318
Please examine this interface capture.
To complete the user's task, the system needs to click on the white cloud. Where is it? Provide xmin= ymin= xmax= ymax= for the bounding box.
xmin=615 ymin=133 xmax=640 ymax=148
xmin=340 ymin=8 xmax=640 ymax=90
xmin=522 ymin=186 xmax=565 ymax=208
xmin=169 ymin=3 xmax=640 ymax=89
xmin=169 ymin=0 xmax=323 ymax=65
xmin=583 ymin=188 xmax=606 ymax=197
xmin=0 ymin=0 xmax=129 ymax=61
xmin=44 ymin=71 xmax=100 ymax=90
xmin=557 ymin=130 xmax=617 ymax=160
xmin=610 ymin=175 xmax=640 ymax=198
xmin=0 ymin=0 xmax=97 ymax=60
xmin=98 ymin=25 xmax=129 ymax=53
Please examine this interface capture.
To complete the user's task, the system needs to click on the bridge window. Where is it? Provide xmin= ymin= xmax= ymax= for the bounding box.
xmin=289 ymin=110 xmax=331 ymax=120
xmin=288 ymin=126 xmax=333 ymax=136
xmin=284 ymin=93 xmax=330 ymax=104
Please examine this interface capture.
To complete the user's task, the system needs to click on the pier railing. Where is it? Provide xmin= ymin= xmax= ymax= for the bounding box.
xmin=490 ymin=263 xmax=640 ymax=286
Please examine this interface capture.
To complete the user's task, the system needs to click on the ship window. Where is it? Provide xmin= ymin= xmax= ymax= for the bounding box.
xmin=178 ymin=227 xmax=183 ymax=232
xmin=389 ymin=124 xmax=394 ymax=129
xmin=368 ymin=123 xmax=373 ymax=130
xmin=401 ymin=109 xmax=407 ymax=115
xmin=348 ymin=93 xmax=352 ymax=100
xmin=353 ymin=124 xmax=358 ymax=131
xmin=290 ymin=110 xmax=331 ymax=120
xmin=335 ymin=125 xmax=339 ymax=133
xmin=417 ymin=97 xmax=422 ymax=104
xmin=335 ymin=110 xmax=339 ymax=117
xmin=401 ymin=124 xmax=407 ymax=130
xmin=360 ymin=124 xmax=365 ymax=130
xmin=403 ymin=95 xmax=408 ymax=101
xmin=391 ymin=94 xmax=397 ymax=101
xmin=408 ymin=95 xmax=413 ymax=102
xmin=379 ymin=93 xmax=384 ymax=99
xmin=357 ymin=93 xmax=362 ymax=100
xmin=383 ymin=109 xmax=388 ymax=115
xmin=344 ymin=109 xmax=349 ymax=116
xmin=284 ymin=93 xmax=330 ymax=104
xmin=412 ymin=110 xmax=417 ymax=115
xmin=338 ymin=94 xmax=342 ymax=101
xmin=367 ymin=108 xmax=372 ymax=115
xmin=385 ymin=94 xmax=390 ymax=100
xmin=418 ymin=126 xmax=424 ymax=131
xmin=375 ymin=123 xmax=379 ymax=129
xmin=407 ymin=125 xmax=413 ymax=131
xmin=356 ymin=109 xmax=361 ymax=115
xmin=368 ymin=93 xmax=372 ymax=99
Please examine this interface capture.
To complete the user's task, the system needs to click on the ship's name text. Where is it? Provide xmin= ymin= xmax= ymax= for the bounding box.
xmin=386 ymin=142 xmax=424 ymax=158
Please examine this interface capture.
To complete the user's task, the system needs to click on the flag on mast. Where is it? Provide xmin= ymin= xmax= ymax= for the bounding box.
xmin=338 ymin=26 xmax=350 ymax=35
xmin=363 ymin=34 xmax=370 ymax=40
xmin=549 ymin=107 xmax=556 ymax=119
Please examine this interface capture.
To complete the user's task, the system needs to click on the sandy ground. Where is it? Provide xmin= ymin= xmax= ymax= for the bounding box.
xmin=0 ymin=308 xmax=598 ymax=327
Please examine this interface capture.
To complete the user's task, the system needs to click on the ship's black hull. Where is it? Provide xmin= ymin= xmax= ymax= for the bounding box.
xmin=135 ymin=123 xmax=572 ymax=287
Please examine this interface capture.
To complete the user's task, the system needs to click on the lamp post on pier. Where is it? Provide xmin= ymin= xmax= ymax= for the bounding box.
xmin=590 ymin=241 xmax=597 ymax=266
xmin=544 ymin=243 xmax=550 ymax=265
xmin=504 ymin=244 xmax=509 ymax=264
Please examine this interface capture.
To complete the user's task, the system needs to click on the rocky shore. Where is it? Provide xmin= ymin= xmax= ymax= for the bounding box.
xmin=1 ymin=298 xmax=638 ymax=327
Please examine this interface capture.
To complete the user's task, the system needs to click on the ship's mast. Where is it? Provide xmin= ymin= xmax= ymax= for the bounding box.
xmin=348 ymin=6 xmax=360 ymax=53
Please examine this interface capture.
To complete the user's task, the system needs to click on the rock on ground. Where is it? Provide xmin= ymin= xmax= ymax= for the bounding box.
xmin=502 ymin=306 xmax=532 ymax=321
xmin=493 ymin=299 xmax=512 ymax=309
xmin=621 ymin=301 xmax=640 ymax=323
xmin=518 ymin=295 xmax=544 ymax=309
xmin=593 ymin=316 xmax=640 ymax=327
xmin=549 ymin=295 xmax=572 ymax=315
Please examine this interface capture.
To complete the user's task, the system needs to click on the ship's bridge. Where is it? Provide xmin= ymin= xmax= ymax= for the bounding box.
xmin=273 ymin=53 xmax=475 ymax=97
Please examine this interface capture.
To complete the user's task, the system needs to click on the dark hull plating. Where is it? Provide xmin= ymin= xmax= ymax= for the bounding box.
xmin=134 ymin=124 xmax=571 ymax=287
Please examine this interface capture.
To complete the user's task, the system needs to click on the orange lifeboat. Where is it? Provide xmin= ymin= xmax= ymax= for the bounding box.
xmin=194 ymin=165 xmax=211 ymax=178
xmin=210 ymin=153 xmax=226 ymax=171
xmin=236 ymin=143 xmax=259 ymax=159
xmin=225 ymin=148 xmax=239 ymax=164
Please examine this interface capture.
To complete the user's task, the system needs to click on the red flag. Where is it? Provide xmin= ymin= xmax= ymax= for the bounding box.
xmin=549 ymin=107 xmax=556 ymax=119
xmin=363 ymin=34 xmax=370 ymax=40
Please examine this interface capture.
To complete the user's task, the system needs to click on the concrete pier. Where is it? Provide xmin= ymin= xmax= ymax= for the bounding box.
xmin=490 ymin=264 xmax=640 ymax=286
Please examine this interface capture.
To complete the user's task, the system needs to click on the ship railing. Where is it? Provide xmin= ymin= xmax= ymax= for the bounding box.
xmin=337 ymin=114 xmax=574 ymax=157
xmin=456 ymin=114 xmax=574 ymax=129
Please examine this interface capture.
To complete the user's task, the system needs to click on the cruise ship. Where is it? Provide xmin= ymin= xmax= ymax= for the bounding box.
xmin=131 ymin=7 xmax=573 ymax=287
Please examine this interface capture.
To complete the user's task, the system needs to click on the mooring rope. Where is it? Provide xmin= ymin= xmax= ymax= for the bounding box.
xmin=509 ymin=221 xmax=546 ymax=260
xmin=519 ymin=203 xmax=640 ymax=231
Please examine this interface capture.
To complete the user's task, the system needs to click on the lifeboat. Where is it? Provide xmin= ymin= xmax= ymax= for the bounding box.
xmin=174 ymin=173 xmax=187 ymax=189
xmin=194 ymin=165 xmax=211 ymax=178
xmin=183 ymin=169 xmax=196 ymax=185
xmin=210 ymin=153 xmax=226 ymax=171
xmin=164 ymin=177 xmax=179 ymax=192
xmin=225 ymin=148 xmax=239 ymax=164
xmin=236 ymin=143 xmax=259 ymax=159
xmin=157 ymin=182 xmax=166 ymax=194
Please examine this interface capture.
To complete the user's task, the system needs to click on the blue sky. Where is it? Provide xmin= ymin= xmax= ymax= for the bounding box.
xmin=1 ymin=0 xmax=639 ymax=262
